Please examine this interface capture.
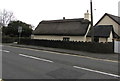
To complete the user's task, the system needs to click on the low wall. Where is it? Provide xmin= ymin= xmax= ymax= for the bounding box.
xmin=20 ymin=39 xmax=114 ymax=53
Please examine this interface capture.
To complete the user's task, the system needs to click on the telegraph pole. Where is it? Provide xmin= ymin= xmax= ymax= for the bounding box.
xmin=90 ymin=0 xmax=94 ymax=42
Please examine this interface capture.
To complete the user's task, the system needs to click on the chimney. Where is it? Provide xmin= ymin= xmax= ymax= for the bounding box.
xmin=84 ymin=10 xmax=91 ymax=21
xmin=63 ymin=17 xmax=65 ymax=20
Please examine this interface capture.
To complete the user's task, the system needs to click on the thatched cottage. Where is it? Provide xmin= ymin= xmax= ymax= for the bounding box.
xmin=32 ymin=13 xmax=120 ymax=43
xmin=32 ymin=12 xmax=91 ymax=42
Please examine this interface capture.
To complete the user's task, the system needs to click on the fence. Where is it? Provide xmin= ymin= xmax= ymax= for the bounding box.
xmin=20 ymin=39 xmax=114 ymax=53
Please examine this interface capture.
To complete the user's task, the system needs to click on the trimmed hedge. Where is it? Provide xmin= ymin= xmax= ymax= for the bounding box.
xmin=2 ymin=37 xmax=31 ymax=43
xmin=2 ymin=37 xmax=18 ymax=43
xmin=19 ymin=39 xmax=114 ymax=53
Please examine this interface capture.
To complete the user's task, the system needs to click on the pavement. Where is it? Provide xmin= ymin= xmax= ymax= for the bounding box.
xmin=5 ymin=43 xmax=118 ymax=61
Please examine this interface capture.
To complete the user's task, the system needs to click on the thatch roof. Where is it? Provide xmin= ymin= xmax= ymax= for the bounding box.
xmin=33 ymin=18 xmax=90 ymax=36
xmin=87 ymin=25 xmax=119 ymax=38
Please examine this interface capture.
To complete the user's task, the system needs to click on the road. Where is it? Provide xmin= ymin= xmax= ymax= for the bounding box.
xmin=1 ymin=45 xmax=119 ymax=79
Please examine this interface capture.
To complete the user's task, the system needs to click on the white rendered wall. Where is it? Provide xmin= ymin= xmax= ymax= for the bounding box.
xmin=97 ymin=15 xmax=120 ymax=36
xmin=32 ymin=35 xmax=86 ymax=42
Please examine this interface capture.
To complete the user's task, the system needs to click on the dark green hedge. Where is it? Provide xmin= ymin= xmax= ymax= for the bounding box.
xmin=2 ymin=37 xmax=31 ymax=43
xmin=19 ymin=39 xmax=114 ymax=53
xmin=2 ymin=37 xmax=18 ymax=43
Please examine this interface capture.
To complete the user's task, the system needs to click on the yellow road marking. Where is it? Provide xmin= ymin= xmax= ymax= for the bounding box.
xmin=6 ymin=45 xmax=118 ymax=63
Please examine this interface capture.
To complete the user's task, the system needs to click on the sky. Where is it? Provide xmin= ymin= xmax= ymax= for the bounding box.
xmin=0 ymin=0 xmax=120 ymax=29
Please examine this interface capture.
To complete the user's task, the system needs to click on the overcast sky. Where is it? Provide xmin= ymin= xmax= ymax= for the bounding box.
xmin=0 ymin=0 xmax=120 ymax=29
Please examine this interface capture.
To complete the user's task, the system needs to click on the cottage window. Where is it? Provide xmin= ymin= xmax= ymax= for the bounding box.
xmin=94 ymin=37 xmax=99 ymax=42
xmin=63 ymin=37 xmax=70 ymax=41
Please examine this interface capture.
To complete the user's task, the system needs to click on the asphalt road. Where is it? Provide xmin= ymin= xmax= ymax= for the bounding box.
xmin=2 ymin=45 xmax=119 ymax=79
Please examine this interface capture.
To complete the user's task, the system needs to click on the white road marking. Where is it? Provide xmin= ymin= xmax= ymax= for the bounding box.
xmin=73 ymin=66 xmax=120 ymax=78
xmin=6 ymin=45 xmax=118 ymax=63
xmin=19 ymin=54 xmax=54 ymax=63
xmin=3 ymin=50 xmax=9 ymax=52
xmin=0 ymin=50 xmax=10 ymax=53
xmin=24 ymin=49 xmax=118 ymax=63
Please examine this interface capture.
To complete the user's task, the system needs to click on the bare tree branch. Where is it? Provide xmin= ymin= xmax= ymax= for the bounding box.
xmin=0 ymin=9 xmax=15 ymax=26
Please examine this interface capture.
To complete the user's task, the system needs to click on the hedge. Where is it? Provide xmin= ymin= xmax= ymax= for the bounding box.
xmin=19 ymin=39 xmax=114 ymax=53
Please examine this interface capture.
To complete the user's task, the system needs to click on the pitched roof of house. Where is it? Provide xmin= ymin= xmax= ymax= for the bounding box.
xmin=87 ymin=25 xmax=119 ymax=38
xmin=95 ymin=13 xmax=120 ymax=26
xmin=33 ymin=18 xmax=90 ymax=36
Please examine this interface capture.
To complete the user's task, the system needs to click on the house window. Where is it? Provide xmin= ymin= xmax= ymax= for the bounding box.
xmin=94 ymin=37 xmax=99 ymax=42
xmin=63 ymin=37 xmax=70 ymax=41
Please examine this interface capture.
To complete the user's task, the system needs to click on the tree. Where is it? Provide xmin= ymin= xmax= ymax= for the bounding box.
xmin=0 ymin=9 xmax=15 ymax=26
xmin=3 ymin=20 xmax=33 ymax=37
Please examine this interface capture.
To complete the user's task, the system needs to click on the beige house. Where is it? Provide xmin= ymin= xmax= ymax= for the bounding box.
xmin=86 ymin=25 xmax=119 ymax=42
xmin=86 ymin=13 xmax=120 ymax=43
xmin=32 ymin=17 xmax=91 ymax=42
xmin=32 ymin=13 xmax=120 ymax=43
xmin=32 ymin=11 xmax=93 ymax=42
xmin=32 ymin=11 xmax=92 ymax=41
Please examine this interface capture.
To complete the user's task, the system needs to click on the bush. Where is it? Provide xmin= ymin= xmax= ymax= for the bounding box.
xmin=2 ymin=36 xmax=18 ymax=43
xmin=2 ymin=36 xmax=31 ymax=43
xmin=19 ymin=39 xmax=114 ymax=53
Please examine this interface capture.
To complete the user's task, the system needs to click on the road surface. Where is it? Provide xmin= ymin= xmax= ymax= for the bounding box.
xmin=1 ymin=45 xmax=119 ymax=79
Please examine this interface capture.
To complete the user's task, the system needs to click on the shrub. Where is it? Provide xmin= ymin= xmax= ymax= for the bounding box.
xmin=19 ymin=39 xmax=114 ymax=53
xmin=2 ymin=36 xmax=18 ymax=43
